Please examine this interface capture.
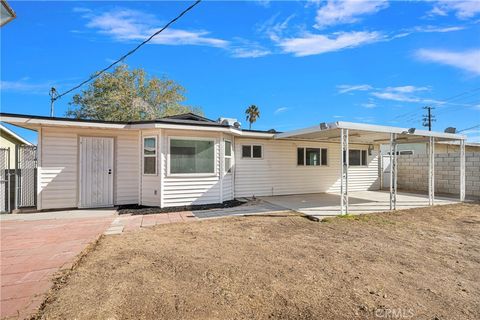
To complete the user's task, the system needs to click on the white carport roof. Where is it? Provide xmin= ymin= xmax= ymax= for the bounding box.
xmin=275 ymin=121 xmax=465 ymax=144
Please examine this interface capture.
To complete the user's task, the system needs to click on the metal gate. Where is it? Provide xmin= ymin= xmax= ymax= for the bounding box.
xmin=0 ymin=148 xmax=11 ymax=213
xmin=16 ymin=145 xmax=37 ymax=209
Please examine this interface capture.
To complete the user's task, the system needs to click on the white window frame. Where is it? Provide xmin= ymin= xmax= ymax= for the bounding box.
xmin=346 ymin=149 xmax=368 ymax=166
xmin=241 ymin=144 xmax=263 ymax=159
xmin=224 ymin=139 xmax=233 ymax=174
xmin=297 ymin=147 xmax=328 ymax=166
xmin=143 ymin=136 xmax=157 ymax=175
xmin=167 ymin=136 xmax=217 ymax=177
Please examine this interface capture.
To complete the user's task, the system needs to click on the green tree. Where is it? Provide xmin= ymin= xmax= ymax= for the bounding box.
xmin=245 ymin=104 xmax=260 ymax=130
xmin=66 ymin=65 xmax=202 ymax=121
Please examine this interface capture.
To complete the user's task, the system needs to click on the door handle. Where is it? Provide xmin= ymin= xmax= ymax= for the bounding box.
xmin=108 ymin=169 xmax=112 ymax=175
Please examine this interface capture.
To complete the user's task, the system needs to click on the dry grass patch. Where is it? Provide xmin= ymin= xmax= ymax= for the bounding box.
xmin=36 ymin=204 xmax=480 ymax=320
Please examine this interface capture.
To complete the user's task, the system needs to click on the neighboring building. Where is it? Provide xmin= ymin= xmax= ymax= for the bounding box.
xmin=0 ymin=124 xmax=33 ymax=168
xmin=0 ymin=112 xmax=467 ymax=211
xmin=0 ymin=0 xmax=16 ymax=27
xmin=380 ymin=141 xmax=480 ymax=155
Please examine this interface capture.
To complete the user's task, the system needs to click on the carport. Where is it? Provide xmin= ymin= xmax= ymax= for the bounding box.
xmin=271 ymin=121 xmax=466 ymax=218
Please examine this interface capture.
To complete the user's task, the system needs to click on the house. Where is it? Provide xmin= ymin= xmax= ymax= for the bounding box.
xmin=0 ymin=124 xmax=33 ymax=169
xmin=380 ymin=141 xmax=480 ymax=155
xmin=0 ymin=112 xmax=467 ymax=214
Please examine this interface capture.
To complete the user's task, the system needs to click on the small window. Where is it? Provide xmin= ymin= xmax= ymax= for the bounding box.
xmin=169 ymin=139 xmax=215 ymax=174
xmin=297 ymin=148 xmax=328 ymax=166
xmin=344 ymin=149 xmax=368 ymax=166
xmin=242 ymin=145 xmax=262 ymax=159
xmin=306 ymin=148 xmax=320 ymax=165
xmin=321 ymin=148 xmax=328 ymax=165
xmin=297 ymin=148 xmax=304 ymax=165
xmin=399 ymin=150 xmax=414 ymax=155
xmin=252 ymin=145 xmax=262 ymax=158
xmin=224 ymin=140 xmax=232 ymax=173
xmin=242 ymin=145 xmax=251 ymax=158
xmin=143 ymin=137 xmax=157 ymax=175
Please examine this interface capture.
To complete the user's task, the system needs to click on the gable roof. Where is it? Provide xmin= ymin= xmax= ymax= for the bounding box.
xmin=0 ymin=124 xmax=33 ymax=145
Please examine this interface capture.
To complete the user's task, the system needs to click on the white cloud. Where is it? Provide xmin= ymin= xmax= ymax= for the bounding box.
xmin=337 ymin=84 xmax=373 ymax=94
xmin=412 ymin=25 xmax=465 ymax=33
xmin=230 ymin=48 xmax=271 ymax=58
xmin=386 ymin=85 xmax=430 ymax=93
xmin=415 ymin=49 xmax=480 ymax=75
xmin=428 ymin=1 xmax=480 ymax=19
xmin=361 ymin=102 xmax=377 ymax=108
xmin=82 ymin=8 xmax=229 ymax=48
xmin=0 ymin=79 xmax=53 ymax=94
xmin=278 ymin=31 xmax=382 ymax=57
xmin=314 ymin=0 xmax=389 ymax=29
xmin=274 ymin=107 xmax=289 ymax=114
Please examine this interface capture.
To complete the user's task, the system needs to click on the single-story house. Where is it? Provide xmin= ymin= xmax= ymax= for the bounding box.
xmin=0 ymin=123 xmax=33 ymax=168
xmin=379 ymin=141 xmax=480 ymax=155
xmin=0 ymin=112 xmax=467 ymax=214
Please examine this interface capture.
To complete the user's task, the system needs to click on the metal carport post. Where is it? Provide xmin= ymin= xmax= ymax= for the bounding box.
xmin=428 ymin=137 xmax=435 ymax=205
xmin=340 ymin=128 xmax=349 ymax=215
xmin=460 ymin=139 xmax=466 ymax=201
xmin=389 ymin=133 xmax=397 ymax=210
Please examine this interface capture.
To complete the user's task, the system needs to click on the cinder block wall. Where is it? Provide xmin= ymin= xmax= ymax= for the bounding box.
xmin=396 ymin=152 xmax=480 ymax=198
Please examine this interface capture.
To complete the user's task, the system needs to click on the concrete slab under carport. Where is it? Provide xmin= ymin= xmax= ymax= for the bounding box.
xmin=260 ymin=190 xmax=460 ymax=220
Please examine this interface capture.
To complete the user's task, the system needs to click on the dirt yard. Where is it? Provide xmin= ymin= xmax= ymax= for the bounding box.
xmin=36 ymin=203 xmax=480 ymax=320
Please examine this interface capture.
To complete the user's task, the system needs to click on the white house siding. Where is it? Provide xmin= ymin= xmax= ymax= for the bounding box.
xmin=161 ymin=129 xmax=222 ymax=207
xmin=234 ymin=138 xmax=380 ymax=198
xmin=39 ymin=127 xmax=139 ymax=210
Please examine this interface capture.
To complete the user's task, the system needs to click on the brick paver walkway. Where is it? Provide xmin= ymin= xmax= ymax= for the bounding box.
xmin=1 ymin=217 xmax=113 ymax=319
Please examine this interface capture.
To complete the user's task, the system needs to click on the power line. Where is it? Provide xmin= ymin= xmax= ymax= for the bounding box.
xmin=458 ymin=124 xmax=480 ymax=133
xmin=49 ymin=0 xmax=202 ymax=116
xmin=391 ymin=86 xmax=480 ymax=121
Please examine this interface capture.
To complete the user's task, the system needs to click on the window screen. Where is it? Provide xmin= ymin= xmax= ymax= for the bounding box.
xmin=242 ymin=145 xmax=251 ymax=158
xmin=297 ymin=148 xmax=304 ymax=165
xmin=321 ymin=148 xmax=328 ymax=165
xmin=344 ymin=149 xmax=367 ymax=166
xmin=252 ymin=145 xmax=262 ymax=158
xmin=242 ymin=145 xmax=262 ymax=158
xmin=143 ymin=137 xmax=156 ymax=175
xmin=306 ymin=148 xmax=320 ymax=166
xmin=170 ymin=139 xmax=215 ymax=174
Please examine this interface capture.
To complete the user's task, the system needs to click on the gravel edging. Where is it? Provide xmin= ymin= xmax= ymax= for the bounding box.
xmin=117 ymin=199 xmax=246 ymax=215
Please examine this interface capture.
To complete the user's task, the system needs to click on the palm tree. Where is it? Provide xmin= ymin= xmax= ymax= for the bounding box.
xmin=245 ymin=105 xmax=260 ymax=130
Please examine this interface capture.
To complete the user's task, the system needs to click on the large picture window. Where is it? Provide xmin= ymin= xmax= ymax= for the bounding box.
xmin=297 ymin=148 xmax=328 ymax=166
xmin=143 ymin=137 xmax=157 ymax=175
xmin=169 ymin=139 xmax=215 ymax=174
xmin=344 ymin=149 xmax=368 ymax=166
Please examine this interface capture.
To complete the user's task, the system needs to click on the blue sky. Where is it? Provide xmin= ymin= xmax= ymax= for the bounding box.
xmin=1 ymin=0 xmax=479 ymax=144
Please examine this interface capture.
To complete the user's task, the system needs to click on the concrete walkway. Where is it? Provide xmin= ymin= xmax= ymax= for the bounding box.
xmin=0 ymin=211 xmax=115 ymax=319
xmin=260 ymin=190 xmax=460 ymax=220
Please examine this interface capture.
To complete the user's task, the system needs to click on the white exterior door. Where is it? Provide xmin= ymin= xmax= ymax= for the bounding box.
xmin=79 ymin=137 xmax=114 ymax=208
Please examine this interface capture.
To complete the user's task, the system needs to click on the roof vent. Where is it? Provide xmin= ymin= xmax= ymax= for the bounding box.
xmin=444 ymin=127 xmax=456 ymax=134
